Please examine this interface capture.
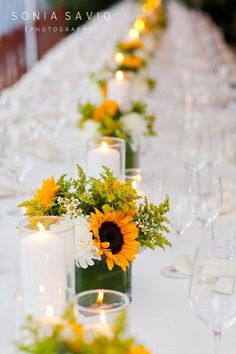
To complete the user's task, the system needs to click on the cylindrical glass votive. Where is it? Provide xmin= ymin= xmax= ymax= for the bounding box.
xmin=125 ymin=168 xmax=154 ymax=200
xmin=17 ymin=216 xmax=75 ymax=320
xmin=86 ymin=137 xmax=125 ymax=179
xmin=75 ymin=289 xmax=130 ymax=336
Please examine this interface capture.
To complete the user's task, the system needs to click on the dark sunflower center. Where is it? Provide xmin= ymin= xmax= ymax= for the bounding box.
xmin=99 ymin=222 xmax=124 ymax=254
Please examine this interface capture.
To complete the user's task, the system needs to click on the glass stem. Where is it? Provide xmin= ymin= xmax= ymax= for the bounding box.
xmin=213 ymin=331 xmax=222 ymax=354
xmin=176 ymin=230 xmax=183 ymax=255
xmin=176 ymin=230 xmax=184 ymax=239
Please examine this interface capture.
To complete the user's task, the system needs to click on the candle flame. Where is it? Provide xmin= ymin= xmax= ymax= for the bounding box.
xmin=101 ymin=141 xmax=108 ymax=150
xmin=37 ymin=222 xmax=45 ymax=232
xmin=46 ymin=305 xmax=54 ymax=318
xmin=115 ymin=52 xmax=124 ymax=63
xmin=100 ymin=310 xmax=106 ymax=324
xmin=115 ymin=70 xmax=124 ymax=81
xmin=129 ymin=28 xmax=139 ymax=39
xmin=97 ymin=290 xmax=104 ymax=305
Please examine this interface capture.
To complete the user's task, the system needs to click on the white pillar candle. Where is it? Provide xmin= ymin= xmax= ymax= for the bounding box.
xmin=107 ymin=71 xmax=131 ymax=108
xmin=87 ymin=141 xmax=121 ymax=179
xmin=20 ymin=224 xmax=67 ymax=318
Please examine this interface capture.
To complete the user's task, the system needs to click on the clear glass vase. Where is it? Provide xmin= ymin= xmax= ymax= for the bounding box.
xmin=125 ymin=143 xmax=140 ymax=169
xmin=16 ymin=216 xmax=75 ymax=320
xmin=75 ymin=257 xmax=132 ymax=300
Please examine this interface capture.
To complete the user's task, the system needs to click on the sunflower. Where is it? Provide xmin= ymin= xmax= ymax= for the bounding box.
xmin=35 ymin=177 xmax=60 ymax=209
xmin=90 ymin=209 xmax=140 ymax=271
xmin=92 ymin=100 xmax=118 ymax=122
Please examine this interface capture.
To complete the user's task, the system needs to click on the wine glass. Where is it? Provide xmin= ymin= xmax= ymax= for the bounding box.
xmin=189 ymin=238 xmax=236 ymax=354
xmin=179 ymin=112 xmax=211 ymax=172
xmin=189 ymin=169 xmax=223 ymax=229
xmin=1 ymin=149 xmax=34 ymax=216
xmin=160 ymin=166 xmax=194 ymax=279
xmin=207 ymin=117 xmax=225 ymax=170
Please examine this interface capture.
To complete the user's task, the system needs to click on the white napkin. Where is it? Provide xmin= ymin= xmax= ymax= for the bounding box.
xmin=214 ymin=277 xmax=236 ymax=295
xmin=171 ymin=254 xmax=194 ymax=276
xmin=201 ymin=259 xmax=236 ymax=278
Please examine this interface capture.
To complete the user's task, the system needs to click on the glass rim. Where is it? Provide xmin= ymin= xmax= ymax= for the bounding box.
xmin=125 ymin=168 xmax=154 ymax=179
xmin=75 ymin=289 xmax=130 ymax=315
xmin=18 ymin=216 xmax=75 ymax=233
xmin=87 ymin=136 xmax=125 ymax=149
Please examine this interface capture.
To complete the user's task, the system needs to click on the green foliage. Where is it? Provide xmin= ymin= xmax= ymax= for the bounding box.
xmin=18 ymin=199 xmax=47 ymax=217
xmin=16 ymin=307 xmax=143 ymax=354
xmin=71 ymin=166 xmax=140 ymax=214
xmin=147 ymin=78 xmax=157 ymax=91
xmin=131 ymin=101 xmax=146 ymax=114
xmin=77 ymin=100 xmax=157 ymax=143
xmin=146 ymin=115 xmax=156 ymax=136
xmin=77 ymin=102 xmax=96 ymax=127
xmin=136 ymin=196 xmax=171 ymax=250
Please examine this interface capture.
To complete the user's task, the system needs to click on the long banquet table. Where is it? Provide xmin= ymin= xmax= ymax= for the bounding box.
xmin=0 ymin=1 xmax=236 ymax=353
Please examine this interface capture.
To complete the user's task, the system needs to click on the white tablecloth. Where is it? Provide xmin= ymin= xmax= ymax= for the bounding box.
xmin=0 ymin=1 xmax=236 ymax=353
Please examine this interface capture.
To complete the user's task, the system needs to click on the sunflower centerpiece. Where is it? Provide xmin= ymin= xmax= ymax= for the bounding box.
xmin=77 ymin=100 xmax=156 ymax=169
xmin=19 ymin=166 xmax=170 ymax=298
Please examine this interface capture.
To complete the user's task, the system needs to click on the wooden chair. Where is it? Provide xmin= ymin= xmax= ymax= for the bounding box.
xmin=0 ymin=26 xmax=26 ymax=90
xmin=0 ymin=5 xmax=66 ymax=90
xmin=36 ymin=5 xmax=66 ymax=60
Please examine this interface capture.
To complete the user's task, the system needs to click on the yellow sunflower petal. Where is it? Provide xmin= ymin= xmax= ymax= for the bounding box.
xmin=118 ymin=215 xmax=134 ymax=226
xmin=121 ymin=223 xmax=138 ymax=234
xmin=107 ymin=257 xmax=114 ymax=270
xmin=101 ymin=242 xmax=110 ymax=249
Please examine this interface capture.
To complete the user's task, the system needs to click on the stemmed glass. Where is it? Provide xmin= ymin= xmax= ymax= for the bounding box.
xmin=1 ymin=149 xmax=34 ymax=216
xmin=179 ymin=112 xmax=210 ymax=172
xmin=189 ymin=238 xmax=236 ymax=354
xmin=160 ymin=166 xmax=194 ymax=279
xmin=189 ymin=169 xmax=223 ymax=229
xmin=207 ymin=118 xmax=225 ymax=174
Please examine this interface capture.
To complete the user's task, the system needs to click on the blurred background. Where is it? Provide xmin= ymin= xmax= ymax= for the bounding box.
xmin=0 ymin=0 xmax=235 ymax=92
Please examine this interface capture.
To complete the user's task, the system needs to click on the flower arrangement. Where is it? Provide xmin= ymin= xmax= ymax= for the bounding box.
xmin=117 ymin=39 xmax=144 ymax=53
xmin=77 ymin=100 xmax=156 ymax=168
xmin=19 ymin=166 xmax=170 ymax=295
xmin=116 ymin=54 xmax=146 ymax=72
xmin=16 ymin=306 xmax=151 ymax=354
xmin=90 ymin=68 xmax=156 ymax=103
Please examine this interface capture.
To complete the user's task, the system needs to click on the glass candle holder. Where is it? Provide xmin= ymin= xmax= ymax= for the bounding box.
xmin=16 ymin=216 xmax=75 ymax=320
xmin=86 ymin=137 xmax=125 ymax=179
xmin=75 ymin=289 xmax=130 ymax=337
xmin=107 ymin=71 xmax=132 ymax=107
xmin=125 ymin=168 xmax=154 ymax=200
